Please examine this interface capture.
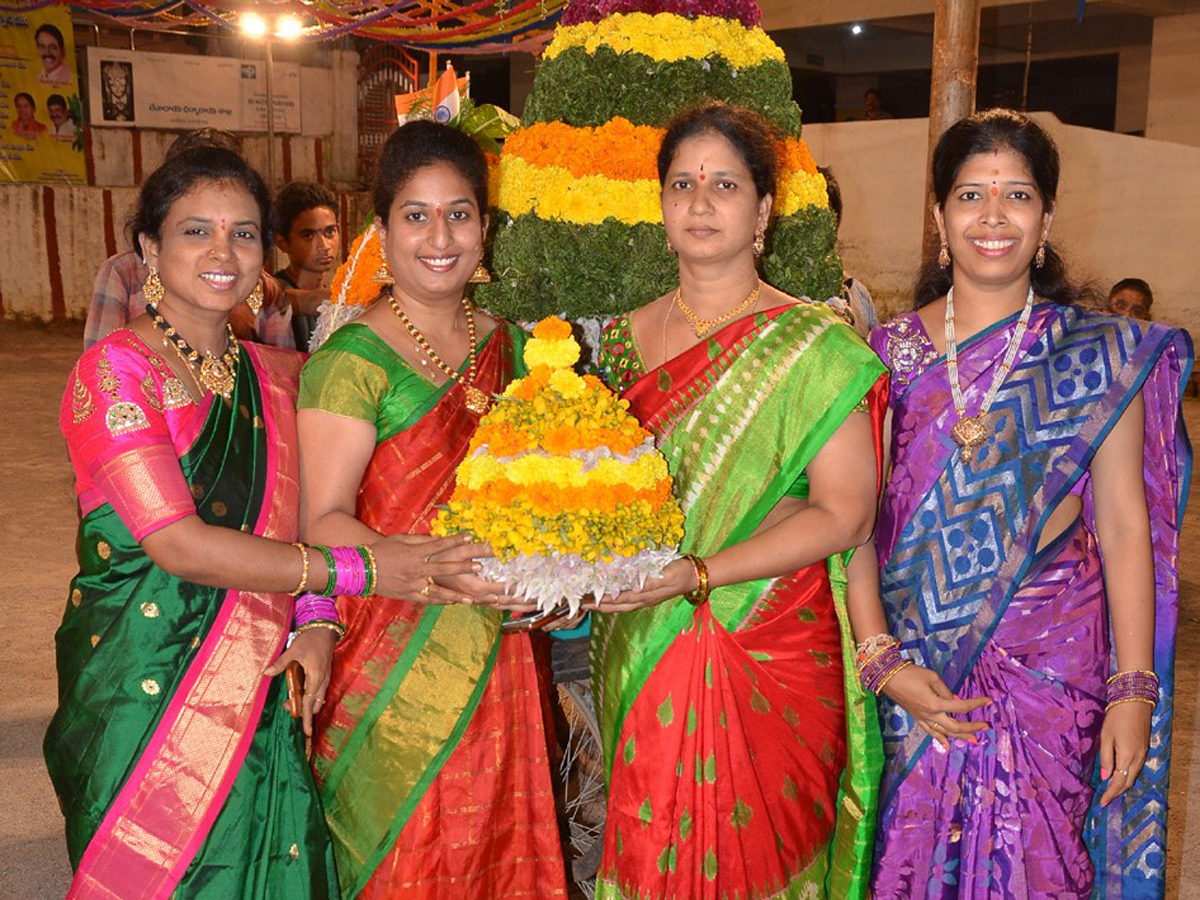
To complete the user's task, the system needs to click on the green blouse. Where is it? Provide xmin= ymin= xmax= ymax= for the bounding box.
xmin=298 ymin=322 xmax=527 ymax=443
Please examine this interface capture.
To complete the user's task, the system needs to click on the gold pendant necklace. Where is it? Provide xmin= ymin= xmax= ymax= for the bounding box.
xmin=944 ymin=285 xmax=1035 ymax=464
xmin=146 ymin=304 xmax=239 ymax=400
xmin=674 ymin=279 xmax=761 ymax=338
xmin=388 ymin=293 xmax=489 ymax=415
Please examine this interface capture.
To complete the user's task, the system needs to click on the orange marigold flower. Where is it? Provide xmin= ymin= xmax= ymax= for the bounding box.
xmin=504 ymin=119 xmax=662 ymax=182
xmin=533 ymin=316 xmax=575 ymax=340
xmin=776 ymin=137 xmax=818 ymax=175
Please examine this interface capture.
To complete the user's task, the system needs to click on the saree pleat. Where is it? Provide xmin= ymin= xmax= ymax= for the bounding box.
xmin=306 ymin=324 xmax=567 ymax=899
xmin=47 ymin=338 xmax=337 ymax=900
xmin=869 ymin=305 xmax=1192 ymax=899
xmin=594 ymin=304 xmax=888 ymax=900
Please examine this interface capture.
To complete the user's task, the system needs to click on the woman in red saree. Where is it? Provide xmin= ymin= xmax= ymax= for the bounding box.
xmin=298 ymin=121 xmax=567 ymax=899
xmin=592 ymin=102 xmax=888 ymax=900
xmin=46 ymin=147 xmax=448 ymax=900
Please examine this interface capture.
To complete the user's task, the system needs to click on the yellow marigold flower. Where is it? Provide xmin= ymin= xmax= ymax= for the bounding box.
xmin=524 ymin=335 xmax=582 ymax=370
xmin=545 ymin=14 xmax=785 ymax=70
xmin=549 ymin=368 xmax=586 ymax=399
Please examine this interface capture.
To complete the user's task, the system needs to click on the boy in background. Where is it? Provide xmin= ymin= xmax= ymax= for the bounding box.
xmin=274 ymin=181 xmax=340 ymax=351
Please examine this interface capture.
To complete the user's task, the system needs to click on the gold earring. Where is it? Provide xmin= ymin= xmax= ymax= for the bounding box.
xmin=374 ymin=250 xmax=394 ymax=285
xmin=666 ymin=237 xmax=675 ymax=255
xmin=142 ymin=267 xmax=165 ymax=308
xmin=752 ymin=230 xmax=765 ymax=258
xmin=468 ymin=262 xmax=491 ymax=284
xmin=937 ymin=241 xmax=951 ymax=269
xmin=246 ymin=278 xmax=264 ymax=314
xmin=1034 ymin=242 xmax=1046 ymax=269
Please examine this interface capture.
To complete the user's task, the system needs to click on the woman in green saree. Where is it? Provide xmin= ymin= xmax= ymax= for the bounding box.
xmin=47 ymin=147 xmax=475 ymax=900
xmin=592 ymin=101 xmax=888 ymax=899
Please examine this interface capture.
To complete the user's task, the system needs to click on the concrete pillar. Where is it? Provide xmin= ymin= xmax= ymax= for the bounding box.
xmin=1145 ymin=13 xmax=1200 ymax=147
xmin=330 ymin=48 xmax=360 ymax=184
xmin=1114 ymin=44 xmax=1151 ymax=136
xmin=922 ymin=0 xmax=981 ymax=259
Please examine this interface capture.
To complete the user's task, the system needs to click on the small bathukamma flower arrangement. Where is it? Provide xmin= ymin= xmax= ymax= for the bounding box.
xmin=432 ymin=316 xmax=685 ymax=615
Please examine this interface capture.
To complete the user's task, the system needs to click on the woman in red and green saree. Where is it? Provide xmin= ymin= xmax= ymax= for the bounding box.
xmin=592 ymin=101 xmax=888 ymax=900
xmin=46 ymin=147 xmax=448 ymax=899
xmin=297 ymin=121 xmax=568 ymax=899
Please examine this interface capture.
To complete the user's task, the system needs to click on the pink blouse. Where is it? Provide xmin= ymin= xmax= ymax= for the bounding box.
xmin=61 ymin=330 xmax=211 ymax=541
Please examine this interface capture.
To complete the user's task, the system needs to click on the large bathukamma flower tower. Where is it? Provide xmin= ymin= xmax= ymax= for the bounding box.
xmin=432 ymin=317 xmax=685 ymax=614
xmin=476 ymin=0 xmax=841 ymax=324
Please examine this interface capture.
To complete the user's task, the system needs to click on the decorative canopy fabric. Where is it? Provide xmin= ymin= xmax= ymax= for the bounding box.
xmin=31 ymin=0 xmax=565 ymax=53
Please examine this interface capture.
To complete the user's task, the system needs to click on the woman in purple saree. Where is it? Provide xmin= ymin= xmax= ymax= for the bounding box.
xmin=849 ymin=110 xmax=1191 ymax=898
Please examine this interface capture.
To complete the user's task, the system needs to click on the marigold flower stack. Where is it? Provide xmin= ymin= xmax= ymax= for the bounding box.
xmin=432 ymin=317 xmax=685 ymax=613
xmin=478 ymin=0 xmax=841 ymax=322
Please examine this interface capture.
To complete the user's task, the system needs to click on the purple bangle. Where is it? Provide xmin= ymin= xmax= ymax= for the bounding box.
xmin=1106 ymin=669 xmax=1159 ymax=706
xmin=858 ymin=643 xmax=910 ymax=695
xmin=294 ymin=592 xmax=341 ymax=628
xmin=330 ymin=545 xmax=367 ymax=597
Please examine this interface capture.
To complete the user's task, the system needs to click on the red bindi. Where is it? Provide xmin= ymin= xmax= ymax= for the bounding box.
xmin=434 ymin=206 xmax=443 ymax=218
xmin=989 ymin=185 xmax=999 ymax=196
xmin=699 ymin=173 xmax=706 ymax=181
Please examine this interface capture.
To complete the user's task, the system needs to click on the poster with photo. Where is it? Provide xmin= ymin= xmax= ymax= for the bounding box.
xmin=86 ymin=47 xmax=301 ymax=133
xmin=0 ymin=6 xmax=86 ymax=184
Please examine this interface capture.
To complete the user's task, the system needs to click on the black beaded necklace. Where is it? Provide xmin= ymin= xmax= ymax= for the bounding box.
xmin=145 ymin=303 xmax=239 ymax=400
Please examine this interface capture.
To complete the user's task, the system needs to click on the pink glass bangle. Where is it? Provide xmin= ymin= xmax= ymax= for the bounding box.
xmin=294 ymin=592 xmax=341 ymax=628
xmin=330 ymin=545 xmax=366 ymax=597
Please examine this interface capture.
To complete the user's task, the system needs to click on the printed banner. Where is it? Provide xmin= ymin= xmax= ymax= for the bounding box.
xmin=0 ymin=6 xmax=86 ymax=184
xmin=85 ymin=47 xmax=301 ymax=133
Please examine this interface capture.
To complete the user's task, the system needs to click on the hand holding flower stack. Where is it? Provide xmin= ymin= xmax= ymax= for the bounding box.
xmin=432 ymin=316 xmax=685 ymax=615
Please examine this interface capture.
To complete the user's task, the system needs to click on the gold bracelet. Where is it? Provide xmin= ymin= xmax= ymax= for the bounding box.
xmin=290 ymin=542 xmax=310 ymax=597
xmin=1105 ymin=696 xmax=1157 ymax=713
xmin=294 ymin=619 xmax=346 ymax=640
xmin=683 ymin=554 xmax=710 ymax=606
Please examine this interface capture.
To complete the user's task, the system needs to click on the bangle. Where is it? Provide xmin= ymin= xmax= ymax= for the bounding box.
xmin=858 ymin=642 xmax=910 ymax=695
xmin=683 ymin=555 xmax=709 ymax=606
xmin=330 ymin=545 xmax=366 ymax=597
xmin=1106 ymin=669 xmax=1159 ymax=710
xmin=294 ymin=618 xmax=346 ymax=641
xmin=294 ymin=592 xmax=340 ymax=628
xmin=1106 ymin=697 xmax=1157 ymax=713
xmin=289 ymin=543 xmax=310 ymax=597
xmin=358 ymin=544 xmax=377 ymax=597
xmin=1106 ymin=668 xmax=1158 ymax=685
xmin=313 ymin=545 xmax=337 ymax=597
xmin=855 ymin=633 xmax=898 ymax=664
xmin=875 ymin=659 xmax=913 ymax=695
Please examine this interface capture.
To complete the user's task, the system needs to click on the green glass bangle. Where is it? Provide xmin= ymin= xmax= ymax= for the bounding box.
xmin=356 ymin=544 xmax=377 ymax=597
xmin=314 ymin=544 xmax=338 ymax=597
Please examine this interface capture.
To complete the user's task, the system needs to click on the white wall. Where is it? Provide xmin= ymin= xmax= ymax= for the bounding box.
xmin=1146 ymin=13 xmax=1200 ymax=147
xmin=803 ymin=114 xmax=1200 ymax=327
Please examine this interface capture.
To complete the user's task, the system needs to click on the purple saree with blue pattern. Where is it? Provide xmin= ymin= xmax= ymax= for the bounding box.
xmin=868 ymin=304 xmax=1191 ymax=899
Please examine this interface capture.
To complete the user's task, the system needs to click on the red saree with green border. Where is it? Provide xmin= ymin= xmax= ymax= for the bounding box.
xmin=301 ymin=322 xmax=567 ymax=899
xmin=594 ymin=303 xmax=887 ymax=900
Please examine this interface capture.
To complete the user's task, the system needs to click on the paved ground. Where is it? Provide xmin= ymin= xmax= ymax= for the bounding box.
xmin=1 ymin=319 xmax=1197 ymax=898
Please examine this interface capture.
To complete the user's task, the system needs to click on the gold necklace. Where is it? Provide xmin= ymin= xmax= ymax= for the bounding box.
xmin=146 ymin=304 xmax=238 ymax=400
xmin=387 ymin=292 xmax=489 ymax=415
xmin=674 ymin=279 xmax=761 ymax=337
xmin=944 ymin=285 xmax=1035 ymax=463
